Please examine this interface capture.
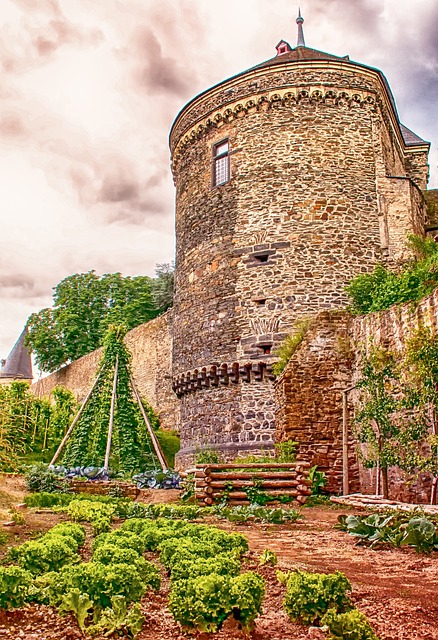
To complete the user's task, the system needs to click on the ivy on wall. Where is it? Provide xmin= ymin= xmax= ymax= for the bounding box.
xmin=346 ymin=235 xmax=438 ymax=315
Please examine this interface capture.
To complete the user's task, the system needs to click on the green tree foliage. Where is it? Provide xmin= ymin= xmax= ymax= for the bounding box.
xmin=0 ymin=382 xmax=77 ymax=470
xmin=346 ymin=235 xmax=438 ymax=315
xmin=152 ymin=262 xmax=174 ymax=313
xmin=354 ymin=337 xmax=438 ymax=499
xmin=26 ymin=271 xmax=161 ymax=372
xmin=62 ymin=325 xmax=160 ymax=474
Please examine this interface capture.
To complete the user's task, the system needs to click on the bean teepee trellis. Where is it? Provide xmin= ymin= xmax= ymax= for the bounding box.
xmin=50 ymin=325 xmax=167 ymax=473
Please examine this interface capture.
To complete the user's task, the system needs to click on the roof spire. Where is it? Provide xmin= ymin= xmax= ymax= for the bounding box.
xmin=296 ymin=7 xmax=305 ymax=47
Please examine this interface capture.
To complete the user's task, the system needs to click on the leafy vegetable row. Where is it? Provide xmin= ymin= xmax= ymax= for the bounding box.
xmin=336 ymin=511 xmax=438 ymax=554
xmin=278 ymin=569 xmax=380 ymax=639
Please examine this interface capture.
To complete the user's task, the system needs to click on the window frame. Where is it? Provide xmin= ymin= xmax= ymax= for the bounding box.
xmin=212 ymin=138 xmax=230 ymax=187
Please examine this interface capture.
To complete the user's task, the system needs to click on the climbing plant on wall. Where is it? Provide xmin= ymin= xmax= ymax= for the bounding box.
xmin=62 ymin=325 xmax=160 ymax=475
xmin=354 ymin=337 xmax=438 ymax=499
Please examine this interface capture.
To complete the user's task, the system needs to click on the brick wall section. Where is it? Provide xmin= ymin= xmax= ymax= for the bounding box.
xmin=31 ymin=312 xmax=178 ymax=432
xmin=275 ymin=311 xmax=359 ymax=494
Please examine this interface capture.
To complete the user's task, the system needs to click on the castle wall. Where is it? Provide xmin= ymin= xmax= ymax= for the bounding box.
xmin=171 ymin=61 xmax=423 ymax=464
xmin=274 ymin=311 xmax=359 ymax=494
xmin=32 ymin=312 xmax=178 ymax=432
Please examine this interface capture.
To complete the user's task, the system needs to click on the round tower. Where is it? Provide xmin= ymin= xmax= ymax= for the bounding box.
xmin=170 ymin=15 xmax=429 ymax=464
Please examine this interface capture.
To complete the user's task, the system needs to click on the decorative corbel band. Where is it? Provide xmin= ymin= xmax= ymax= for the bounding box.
xmin=172 ymin=361 xmax=275 ymax=397
xmin=171 ymin=87 xmax=377 ymax=171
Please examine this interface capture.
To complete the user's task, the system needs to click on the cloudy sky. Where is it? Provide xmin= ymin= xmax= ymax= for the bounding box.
xmin=1 ymin=0 xmax=437 ymax=367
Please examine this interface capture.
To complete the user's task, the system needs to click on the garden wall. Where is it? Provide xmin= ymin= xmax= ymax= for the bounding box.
xmin=275 ymin=311 xmax=360 ymax=494
xmin=31 ymin=311 xmax=179 ymax=432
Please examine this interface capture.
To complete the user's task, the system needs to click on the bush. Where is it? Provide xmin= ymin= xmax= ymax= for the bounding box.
xmin=321 ymin=607 xmax=380 ymax=639
xmin=0 ymin=566 xmax=33 ymax=609
xmin=24 ymin=464 xmax=68 ymax=493
xmin=280 ymin=570 xmax=351 ymax=624
xmin=272 ymin=318 xmax=311 ymax=376
xmin=155 ymin=430 xmax=180 ymax=468
xmin=345 ymin=235 xmax=438 ymax=315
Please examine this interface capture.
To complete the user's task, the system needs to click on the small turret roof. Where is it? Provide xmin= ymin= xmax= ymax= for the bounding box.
xmin=0 ymin=328 xmax=33 ymax=381
xmin=252 ymin=45 xmax=350 ymax=70
xmin=400 ymin=123 xmax=428 ymax=147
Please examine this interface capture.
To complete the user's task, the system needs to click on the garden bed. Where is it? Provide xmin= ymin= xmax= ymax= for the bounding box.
xmin=0 ymin=477 xmax=437 ymax=639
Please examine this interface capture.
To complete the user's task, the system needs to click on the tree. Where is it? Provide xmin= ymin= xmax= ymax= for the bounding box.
xmin=151 ymin=262 xmax=174 ymax=313
xmin=354 ymin=345 xmax=431 ymax=499
xmin=26 ymin=272 xmax=159 ymax=372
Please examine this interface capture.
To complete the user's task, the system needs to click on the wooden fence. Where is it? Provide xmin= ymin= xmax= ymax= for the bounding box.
xmin=194 ymin=461 xmax=312 ymax=505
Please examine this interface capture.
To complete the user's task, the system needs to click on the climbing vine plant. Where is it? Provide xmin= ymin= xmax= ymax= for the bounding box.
xmin=354 ymin=330 xmax=438 ymax=500
xmin=62 ymin=325 xmax=160 ymax=474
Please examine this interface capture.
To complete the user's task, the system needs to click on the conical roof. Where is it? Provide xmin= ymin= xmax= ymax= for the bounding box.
xmin=0 ymin=328 xmax=33 ymax=381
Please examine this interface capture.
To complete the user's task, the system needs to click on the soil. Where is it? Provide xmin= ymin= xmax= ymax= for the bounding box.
xmin=0 ymin=477 xmax=437 ymax=640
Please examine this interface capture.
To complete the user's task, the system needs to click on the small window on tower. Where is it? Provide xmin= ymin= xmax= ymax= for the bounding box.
xmin=213 ymin=139 xmax=229 ymax=186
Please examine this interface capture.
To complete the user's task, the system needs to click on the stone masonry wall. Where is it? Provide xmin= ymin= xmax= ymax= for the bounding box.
xmin=32 ymin=312 xmax=178 ymax=432
xmin=171 ymin=58 xmax=424 ymax=465
xmin=275 ymin=311 xmax=359 ymax=494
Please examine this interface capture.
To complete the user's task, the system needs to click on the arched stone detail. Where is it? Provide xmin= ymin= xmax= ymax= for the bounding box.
xmin=171 ymin=87 xmax=379 ymax=170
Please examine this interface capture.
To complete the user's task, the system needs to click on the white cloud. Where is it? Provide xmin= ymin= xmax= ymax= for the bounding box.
xmin=0 ymin=0 xmax=437 ymax=363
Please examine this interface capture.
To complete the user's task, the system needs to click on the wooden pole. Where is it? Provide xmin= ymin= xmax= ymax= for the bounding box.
xmin=130 ymin=376 xmax=168 ymax=471
xmin=342 ymin=386 xmax=355 ymax=496
xmin=50 ymin=368 xmax=104 ymax=466
xmin=104 ymin=356 xmax=118 ymax=470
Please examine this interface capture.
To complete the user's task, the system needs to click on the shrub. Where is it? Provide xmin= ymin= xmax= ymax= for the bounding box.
xmin=155 ymin=429 xmax=180 ymax=468
xmin=24 ymin=463 xmax=68 ymax=493
xmin=0 ymin=566 xmax=33 ymax=609
xmin=272 ymin=318 xmax=311 ymax=376
xmin=321 ymin=607 xmax=380 ymax=640
xmin=345 ymin=234 xmax=438 ymax=315
xmin=280 ymin=570 xmax=351 ymax=624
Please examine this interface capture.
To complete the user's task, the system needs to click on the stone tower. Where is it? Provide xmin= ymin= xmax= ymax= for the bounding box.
xmin=169 ymin=13 xmax=430 ymax=465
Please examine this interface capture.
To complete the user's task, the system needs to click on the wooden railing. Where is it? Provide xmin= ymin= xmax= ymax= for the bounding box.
xmin=194 ymin=462 xmax=312 ymax=505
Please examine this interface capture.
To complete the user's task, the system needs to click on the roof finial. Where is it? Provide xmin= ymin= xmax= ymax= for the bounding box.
xmin=296 ymin=7 xmax=305 ymax=47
